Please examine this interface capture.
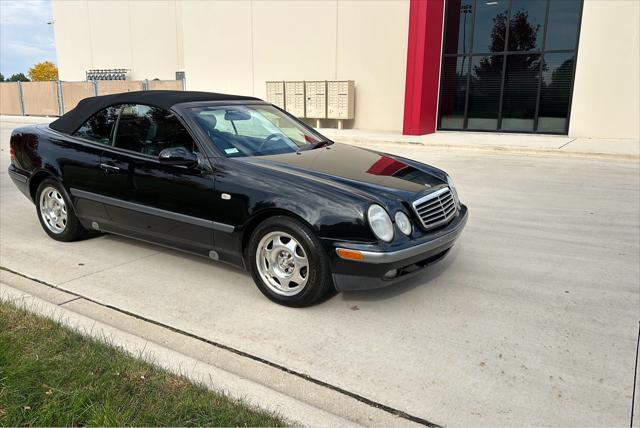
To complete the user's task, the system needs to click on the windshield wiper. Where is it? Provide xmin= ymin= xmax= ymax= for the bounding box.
xmin=310 ymin=139 xmax=334 ymax=149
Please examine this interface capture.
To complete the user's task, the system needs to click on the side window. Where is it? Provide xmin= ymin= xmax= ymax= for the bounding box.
xmin=73 ymin=105 xmax=120 ymax=145
xmin=113 ymin=104 xmax=195 ymax=156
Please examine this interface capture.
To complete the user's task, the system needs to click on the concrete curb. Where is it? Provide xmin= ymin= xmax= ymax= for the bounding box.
xmin=0 ymin=282 xmax=361 ymax=428
xmin=0 ymin=270 xmax=425 ymax=427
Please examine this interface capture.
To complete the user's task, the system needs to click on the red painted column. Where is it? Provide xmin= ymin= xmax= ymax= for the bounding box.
xmin=403 ymin=0 xmax=445 ymax=135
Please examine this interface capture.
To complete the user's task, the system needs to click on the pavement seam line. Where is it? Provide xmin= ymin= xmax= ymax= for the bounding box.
xmin=557 ymin=138 xmax=577 ymax=149
xmin=0 ymin=265 xmax=441 ymax=427
xmin=58 ymin=296 xmax=83 ymax=306
xmin=630 ymin=321 xmax=640 ymax=427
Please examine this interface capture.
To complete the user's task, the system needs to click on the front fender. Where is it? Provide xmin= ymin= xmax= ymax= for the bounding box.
xmin=255 ymin=194 xmax=371 ymax=241
xmin=212 ymin=158 xmax=375 ymax=242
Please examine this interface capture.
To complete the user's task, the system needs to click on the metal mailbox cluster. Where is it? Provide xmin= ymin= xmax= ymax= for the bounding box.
xmin=266 ymin=80 xmax=355 ymax=123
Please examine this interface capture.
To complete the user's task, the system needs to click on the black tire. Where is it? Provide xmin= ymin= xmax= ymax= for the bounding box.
xmin=35 ymin=179 xmax=91 ymax=242
xmin=247 ymin=216 xmax=334 ymax=307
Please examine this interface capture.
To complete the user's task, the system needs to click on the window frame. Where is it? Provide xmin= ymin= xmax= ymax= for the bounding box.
xmin=437 ymin=0 xmax=584 ymax=135
xmin=69 ymin=103 xmax=204 ymax=161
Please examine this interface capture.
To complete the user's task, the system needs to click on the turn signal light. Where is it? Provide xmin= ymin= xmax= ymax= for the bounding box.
xmin=336 ymin=248 xmax=364 ymax=261
xmin=10 ymin=145 xmax=15 ymax=162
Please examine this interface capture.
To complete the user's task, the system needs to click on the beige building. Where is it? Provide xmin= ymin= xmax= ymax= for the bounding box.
xmin=51 ymin=0 xmax=639 ymax=140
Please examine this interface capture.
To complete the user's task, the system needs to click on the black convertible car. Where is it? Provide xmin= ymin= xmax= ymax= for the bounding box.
xmin=8 ymin=91 xmax=467 ymax=306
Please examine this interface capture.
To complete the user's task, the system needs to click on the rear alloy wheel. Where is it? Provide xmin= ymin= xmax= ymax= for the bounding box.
xmin=35 ymin=179 xmax=91 ymax=242
xmin=248 ymin=216 xmax=334 ymax=307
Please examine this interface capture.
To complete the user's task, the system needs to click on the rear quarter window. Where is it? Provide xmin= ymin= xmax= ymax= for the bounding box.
xmin=73 ymin=105 xmax=120 ymax=145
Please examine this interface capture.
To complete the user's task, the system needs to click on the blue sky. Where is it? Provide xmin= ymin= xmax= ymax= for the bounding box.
xmin=0 ymin=0 xmax=56 ymax=78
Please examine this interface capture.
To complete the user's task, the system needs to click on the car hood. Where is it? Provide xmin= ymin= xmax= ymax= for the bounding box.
xmin=236 ymin=143 xmax=446 ymax=202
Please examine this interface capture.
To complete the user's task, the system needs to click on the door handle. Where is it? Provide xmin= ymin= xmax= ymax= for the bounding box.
xmin=100 ymin=163 xmax=120 ymax=173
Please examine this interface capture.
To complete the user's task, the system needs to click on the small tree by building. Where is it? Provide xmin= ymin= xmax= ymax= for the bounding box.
xmin=28 ymin=61 xmax=59 ymax=81
xmin=8 ymin=73 xmax=30 ymax=82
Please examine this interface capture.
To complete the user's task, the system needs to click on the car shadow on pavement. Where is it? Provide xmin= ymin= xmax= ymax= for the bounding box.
xmin=101 ymin=233 xmax=459 ymax=305
xmin=338 ymin=245 xmax=460 ymax=303
xmin=101 ymin=234 xmax=248 ymax=275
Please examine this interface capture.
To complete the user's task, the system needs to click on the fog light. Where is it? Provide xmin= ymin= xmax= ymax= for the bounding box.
xmin=384 ymin=269 xmax=399 ymax=279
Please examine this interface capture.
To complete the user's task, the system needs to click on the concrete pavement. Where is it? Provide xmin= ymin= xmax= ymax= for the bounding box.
xmin=1 ymin=117 xmax=639 ymax=426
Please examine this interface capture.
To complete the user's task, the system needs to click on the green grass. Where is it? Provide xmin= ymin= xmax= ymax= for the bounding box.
xmin=0 ymin=301 xmax=285 ymax=427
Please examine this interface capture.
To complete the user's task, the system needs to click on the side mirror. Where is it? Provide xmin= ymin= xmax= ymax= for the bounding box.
xmin=158 ymin=147 xmax=198 ymax=167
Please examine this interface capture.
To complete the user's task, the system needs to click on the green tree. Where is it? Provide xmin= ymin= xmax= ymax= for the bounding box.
xmin=8 ymin=73 xmax=30 ymax=82
xmin=0 ymin=73 xmax=5 ymax=82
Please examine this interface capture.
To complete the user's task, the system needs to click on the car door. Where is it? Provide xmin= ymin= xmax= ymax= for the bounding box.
xmin=98 ymin=104 xmax=217 ymax=256
xmin=63 ymin=105 xmax=120 ymax=225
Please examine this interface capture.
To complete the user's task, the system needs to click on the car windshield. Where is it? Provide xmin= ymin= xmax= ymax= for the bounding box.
xmin=189 ymin=104 xmax=330 ymax=157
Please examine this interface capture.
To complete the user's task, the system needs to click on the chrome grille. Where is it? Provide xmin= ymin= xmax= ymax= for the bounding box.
xmin=412 ymin=187 xmax=457 ymax=231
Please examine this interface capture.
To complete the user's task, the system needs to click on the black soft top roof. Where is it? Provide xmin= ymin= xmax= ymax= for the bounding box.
xmin=49 ymin=90 xmax=261 ymax=134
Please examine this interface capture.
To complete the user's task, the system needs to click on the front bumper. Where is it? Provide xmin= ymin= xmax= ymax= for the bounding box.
xmin=329 ymin=204 xmax=468 ymax=291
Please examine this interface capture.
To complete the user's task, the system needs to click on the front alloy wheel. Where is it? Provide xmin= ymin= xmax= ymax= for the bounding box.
xmin=247 ymin=216 xmax=334 ymax=307
xmin=256 ymin=231 xmax=309 ymax=296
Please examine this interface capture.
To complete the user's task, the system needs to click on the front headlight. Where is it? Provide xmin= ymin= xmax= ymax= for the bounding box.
xmin=367 ymin=204 xmax=394 ymax=242
xmin=447 ymin=175 xmax=461 ymax=209
xmin=395 ymin=211 xmax=412 ymax=236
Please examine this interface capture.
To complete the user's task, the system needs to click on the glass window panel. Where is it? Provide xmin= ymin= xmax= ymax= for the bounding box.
xmin=472 ymin=0 xmax=509 ymax=53
xmin=439 ymin=56 xmax=469 ymax=129
xmin=438 ymin=0 xmax=581 ymax=134
xmin=444 ymin=0 xmax=474 ymax=54
xmin=537 ymin=52 xmax=574 ymax=133
xmin=500 ymin=54 xmax=540 ymax=132
xmin=192 ymin=105 xmax=324 ymax=157
xmin=114 ymin=104 xmax=195 ymax=155
xmin=508 ymin=0 xmax=546 ymax=51
xmin=467 ymin=55 xmax=503 ymax=130
xmin=545 ymin=0 xmax=582 ymax=50
xmin=73 ymin=105 xmax=120 ymax=145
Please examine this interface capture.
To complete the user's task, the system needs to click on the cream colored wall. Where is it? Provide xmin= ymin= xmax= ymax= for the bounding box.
xmin=128 ymin=1 xmax=180 ymax=80
xmin=51 ymin=1 xmax=93 ymax=81
xmin=181 ymin=1 xmax=253 ymax=96
xmin=51 ymin=0 xmax=640 ymax=137
xmin=570 ymin=0 xmax=640 ymax=140
xmin=53 ymin=0 xmax=410 ymax=132
xmin=251 ymin=1 xmax=338 ymax=92
xmin=336 ymin=2 xmax=409 ymax=131
xmin=87 ymin=1 xmax=132 ymax=71
xmin=52 ymin=0 xmax=180 ymax=81
xmin=181 ymin=0 xmax=409 ymax=131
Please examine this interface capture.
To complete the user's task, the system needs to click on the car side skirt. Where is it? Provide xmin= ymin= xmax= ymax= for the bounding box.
xmin=70 ymin=188 xmax=234 ymax=233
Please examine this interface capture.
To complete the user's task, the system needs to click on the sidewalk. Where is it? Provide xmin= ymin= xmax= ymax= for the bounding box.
xmin=2 ymin=115 xmax=638 ymax=160
xmin=319 ymin=127 xmax=640 ymax=160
